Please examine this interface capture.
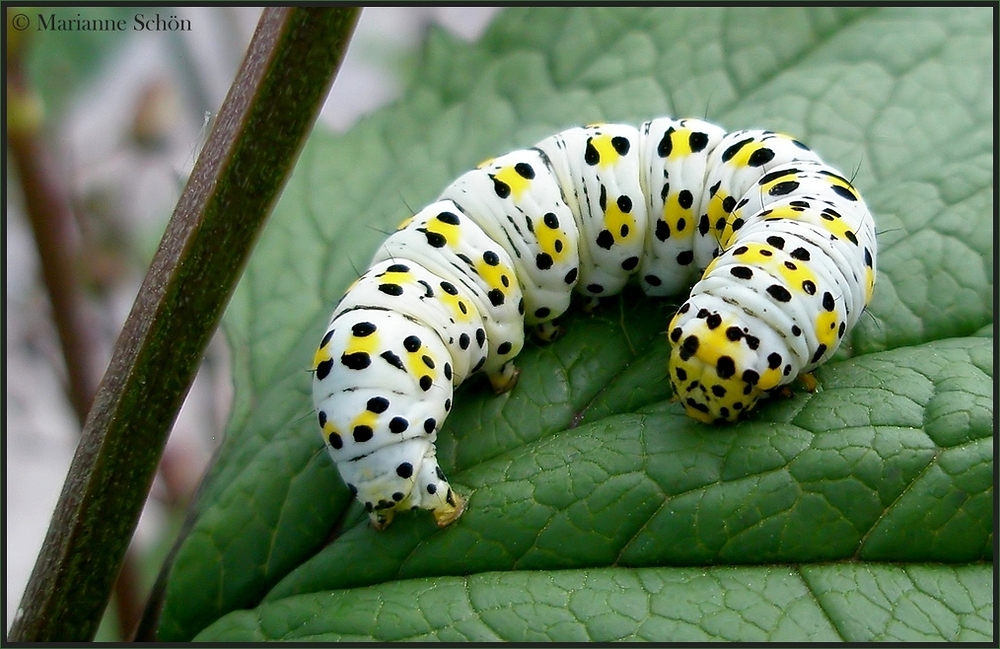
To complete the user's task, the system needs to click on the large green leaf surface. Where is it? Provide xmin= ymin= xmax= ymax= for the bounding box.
xmin=158 ymin=7 xmax=994 ymax=642
xmin=199 ymin=564 xmax=993 ymax=642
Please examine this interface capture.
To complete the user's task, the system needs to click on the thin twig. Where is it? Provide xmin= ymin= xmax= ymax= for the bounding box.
xmin=6 ymin=28 xmax=101 ymax=424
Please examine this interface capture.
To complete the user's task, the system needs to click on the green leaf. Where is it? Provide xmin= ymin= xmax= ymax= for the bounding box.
xmin=801 ymin=564 xmax=994 ymax=641
xmin=156 ymin=6 xmax=993 ymax=642
xmin=193 ymin=565 xmax=992 ymax=642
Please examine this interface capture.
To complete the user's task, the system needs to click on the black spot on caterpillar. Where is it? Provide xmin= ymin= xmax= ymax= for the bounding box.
xmin=312 ymin=117 xmax=877 ymax=529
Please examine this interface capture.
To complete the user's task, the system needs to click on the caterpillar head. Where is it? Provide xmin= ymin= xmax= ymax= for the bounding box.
xmin=667 ymin=302 xmax=786 ymax=424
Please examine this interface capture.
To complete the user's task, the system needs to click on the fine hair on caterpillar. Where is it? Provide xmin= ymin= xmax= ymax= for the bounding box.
xmin=312 ymin=116 xmax=877 ymax=529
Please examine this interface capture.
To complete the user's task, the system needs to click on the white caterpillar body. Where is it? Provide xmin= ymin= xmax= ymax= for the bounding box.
xmin=312 ymin=117 xmax=877 ymax=528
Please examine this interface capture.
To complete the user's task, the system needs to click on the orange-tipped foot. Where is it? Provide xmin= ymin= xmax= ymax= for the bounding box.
xmin=488 ymin=362 xmax=521 ymax=394
xmin=432 ymin=490 xmax=466 ymax=527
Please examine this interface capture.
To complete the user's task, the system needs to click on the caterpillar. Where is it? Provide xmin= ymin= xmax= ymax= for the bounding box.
xmin=312 ymin=117 xmax=877 ymax=529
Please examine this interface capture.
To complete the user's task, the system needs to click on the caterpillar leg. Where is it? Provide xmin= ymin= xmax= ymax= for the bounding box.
xmin=417 ymin=456 xmax=465 ymax=528
xmin=580 ymin=296 xmax=601 ymax=313
xmin=368 ymin=490 xmax=464 ymax=530
xmin=533 ymin=320 xmax=563 ymax=343
xmin=773 ymin=372 xmax=820 ymax=402
xmin=369 ymin=508 xmax=394 ymax=531
xmin=432 ymin=490 xmax=465 ymax=527
xmin=488 ymin=361 xmax=520 ymax=394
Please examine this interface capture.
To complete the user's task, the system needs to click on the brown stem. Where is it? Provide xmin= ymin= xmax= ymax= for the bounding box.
xmin=7 ymin=68 xmax=100 ymax=426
